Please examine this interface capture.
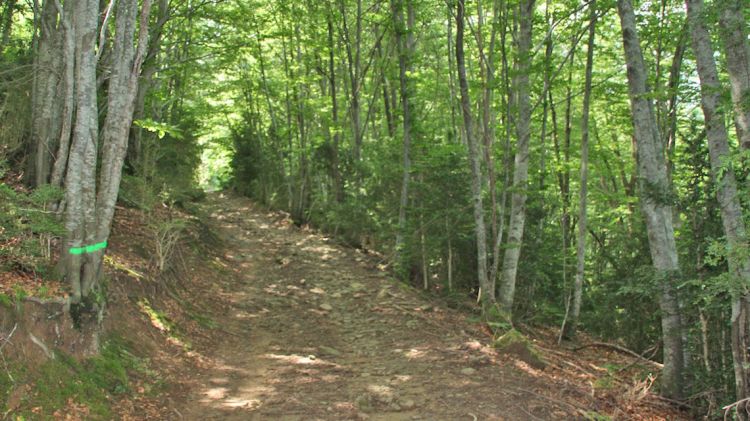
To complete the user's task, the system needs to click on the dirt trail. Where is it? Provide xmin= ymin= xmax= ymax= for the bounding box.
xmin=175 ymin=194 xmax=575 ymax=420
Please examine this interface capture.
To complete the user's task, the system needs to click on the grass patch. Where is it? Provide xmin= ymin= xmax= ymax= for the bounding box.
xmin=0 ymin=292 xmax=12 ymax=308
xmin=2 ymin=336 xmax=150 ymax=419
xmin=138 ymin=299 xmax=191 ymax=350
xmin=188 ymin=310 xmax=218 ymax=329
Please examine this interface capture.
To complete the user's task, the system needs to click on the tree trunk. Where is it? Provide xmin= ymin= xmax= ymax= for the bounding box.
xmin=50 ymin=3 xmax=75 ymax=188
xmin=498 ymin=0 xmax=535 ymax=314
xmin=339 ymin=0 xmax=363 ymax=162
xmin=617 ymin=0 xmax=684 ymax=399
xmin=63 ymin=0 xmax=152 ymax=302
xmin=716 ymin=0 xmax=750 ymax=150
xmin=63 ymin=0 xmax=99 ymax=302
xmin=393 ymin=0 xmax=413 ymax=270
xmin=563 ymin=0 xmax=596 ymax=340
xmin=687 ymin=0 xmax=750 ymax=401
xmin=31 ymin=0 xmax=62 ymax=187
xmin=456 ymin=0 xmax=492 ymax=310
xmin=327 ymin=13 xmax=343 ymax=203
xmin=0 ymin=0 xmax=16 ymax=55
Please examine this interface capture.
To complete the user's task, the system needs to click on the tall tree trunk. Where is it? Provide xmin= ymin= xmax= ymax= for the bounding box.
xmin=393 ymin=0 xmax=413 ymax=270
xmin=456 ymin=0 xmax=492 ymax=310
xmin=0 ymin=0 xmax=16 ymax=54
xmin=687 ymin=0 xmax=750 ymax=401
xmin=339 ymin=0 xmax=363 ymax=162
xmin=716 ymin=0 xmax=750 ymax=150
xmin=63 ymin=0 xmax=100 ymax=302
xmin=328 ymin=12 xmax=343 ymax=203
xmin=31 ymin=0 xmax=62 ymax=187
xmin=617 ymin=0 xmax=684 ymax=399
xmin=563 ymin=0 xmax=596 ymax=339
xmin=63 ymin=0 xmax=152 ymax=301
xmin=498 ymin=0 xmax=535 ymax=314
xmin=50 ymin=4 xmax=75 ymax=188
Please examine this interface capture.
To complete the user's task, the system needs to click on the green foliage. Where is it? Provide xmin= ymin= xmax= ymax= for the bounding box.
xmin=134 ymin=118 xmax=183 ymax=140
xmin=2 ymin=337 xmax=148 ymax=419
xmin=118 ymin=174 xmax=160 ymax=211
xmin=0 ymin=170 xmax=63 ymax=275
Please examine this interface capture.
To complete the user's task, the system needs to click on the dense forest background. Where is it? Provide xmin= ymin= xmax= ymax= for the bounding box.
xmin=1 ymin=0 xmax=750 ymax=415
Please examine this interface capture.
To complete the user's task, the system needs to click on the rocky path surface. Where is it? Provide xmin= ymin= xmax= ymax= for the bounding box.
xmin=176 ymin=194 xmax=574 ymax=420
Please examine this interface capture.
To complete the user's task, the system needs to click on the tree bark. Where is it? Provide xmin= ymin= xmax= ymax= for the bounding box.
xmin=687 ymin=0 xmax=750 ymax=401
xmin=328 ymin=12 xmax=343 ymax=203
xmin=393 ymin=0 xmax=413 ymax=270
xmin=63 ymin=0 xmax=99 ymax=302
xmin=498 ymin=0 xmax=535 ymax=314
xmin=31 ymin=0 xmax=63 ymax=187
xmin=716 ymin=0 xmax=750 ymax=150
xmin=563 ymin=0 xmax=596 ymax=340
xmin=63 ymin=0 xmax=152 ymax=302
xmin=0 ymin=0 xmax=16 ymax=55
xmin=456 ymin=0 xmax=492 ymax=310
xmin=617 ymin=0 xmax=684 ymax=399
xmin=50 ymin=1 xmax=75 ymax=189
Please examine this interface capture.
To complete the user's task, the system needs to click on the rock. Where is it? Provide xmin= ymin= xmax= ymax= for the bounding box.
xmin=400 ymin=399 xmax=416 ymax=410
xmin=355 ymin=394 xmax=372 ymax=412
xmin=320 ymin=303 xmax=334 ymax=311
xmin=460 ymin=367 xmax=477 ymax=375
xmin=492 ymin=329 xmax=547 ymax=370
xmin=319 ymin=346 xmax=342 ymax=357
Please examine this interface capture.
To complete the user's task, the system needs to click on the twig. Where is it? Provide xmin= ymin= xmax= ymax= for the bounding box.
xmin=571 ymin=342 xmax=663 ymax=367
xmin=723 ymin=397 xmax=750 ymax=421
xmin=29 ymin=333 xmax=54 ymax=359
xmin=650 ymin=394 xmax=693 ymax=410
xmin=617 ymin=344 xmax=659 ymax=373
xmin=0 ymin=324 xmax=17 ymax=352
xmin=509 ymin=386 xmax=586 ymax=412
xmin=1 ymin=324 xmax=18 ymax=383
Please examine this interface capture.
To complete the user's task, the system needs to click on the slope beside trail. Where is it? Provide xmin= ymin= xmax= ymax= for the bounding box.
xmin=159 ymin=194 xmax=636 ymax=420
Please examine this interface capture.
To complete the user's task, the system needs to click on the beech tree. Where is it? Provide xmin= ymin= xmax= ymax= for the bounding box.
xmin=686 ymin=0 xmax=750 ymax=400
xmin=617 ymin=0 xmax=684 ymax=399
xmin=18 ymin=0 xmax=156 ymax=302
xmin=498 ymin=0 xmax=535 ymax=313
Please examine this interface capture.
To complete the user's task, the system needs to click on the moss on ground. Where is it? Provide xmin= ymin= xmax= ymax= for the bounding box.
xmin=1 ymin=336 xmax=151 ymax=419
xmin=492 ymin=329 xmax=547 ymax=370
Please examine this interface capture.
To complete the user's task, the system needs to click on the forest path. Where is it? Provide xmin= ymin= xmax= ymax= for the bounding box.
xmin=176 ymin=193 xmax=569 ymax=420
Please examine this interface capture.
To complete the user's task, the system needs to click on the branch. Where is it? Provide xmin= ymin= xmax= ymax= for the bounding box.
xmin=724 ymin=397 xmax=750 ymax=421
xmin=572 ymin=341 xmax=663 ymax=368
xmin=0 ymin=323 xmax=17 ymax=352
xmin=97 ymin=0 xmax=117 ymax=62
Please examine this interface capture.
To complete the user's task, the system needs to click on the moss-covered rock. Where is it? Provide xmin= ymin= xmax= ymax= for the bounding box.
xmin=492 ymin=329 xmax=546 ymax=370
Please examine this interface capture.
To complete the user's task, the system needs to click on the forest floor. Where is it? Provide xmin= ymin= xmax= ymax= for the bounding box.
xmin=122 ymin=193 xmax=687 ymax=421
xmin=1 ymin=192 xmax=691 ymax=420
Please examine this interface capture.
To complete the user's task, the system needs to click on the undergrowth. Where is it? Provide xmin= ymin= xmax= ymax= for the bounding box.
xmin=1 ymin=336 xmax=154 ymax=419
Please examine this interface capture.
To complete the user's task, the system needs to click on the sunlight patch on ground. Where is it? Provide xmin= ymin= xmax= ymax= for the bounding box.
xmin=202 ymin=387 xmax=229 ymax=400
xmin=233 ymin=309 xmax=267 ymax=319
xmin=390 ymin=375 xmax=412 ymax=384
xmin=237 ymin=385 xmax=274 ymax=395
xmin=266 ymin=353 xmax=325 ymax=365
xmin=513 ymin=359 xmax=543 ymax=377
xmin=404 ymin=348 xmax=427 ymax=359
xmin=223 ymin=397 xmax=262 ymax=409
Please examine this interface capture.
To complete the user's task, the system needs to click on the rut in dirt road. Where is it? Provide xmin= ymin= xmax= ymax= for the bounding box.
xmin=177 ymin=194 xmax=579 ymax=420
